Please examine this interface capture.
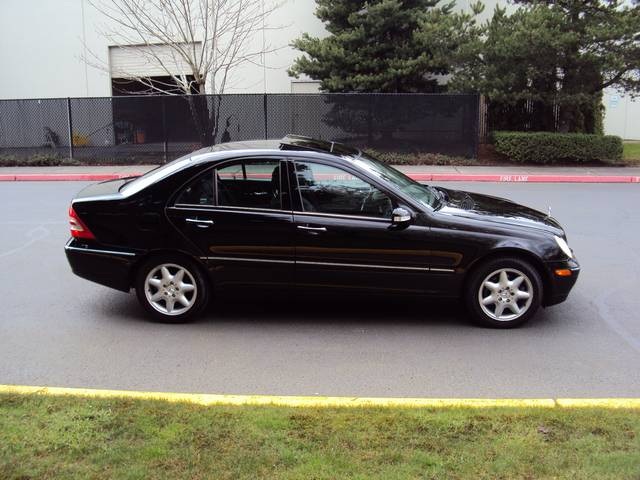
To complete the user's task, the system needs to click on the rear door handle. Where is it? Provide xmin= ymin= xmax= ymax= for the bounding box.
xmin=297 ymin=225 xmax=327 ymax=232
xmin=186 ymin=218 xmax=214 ymax=228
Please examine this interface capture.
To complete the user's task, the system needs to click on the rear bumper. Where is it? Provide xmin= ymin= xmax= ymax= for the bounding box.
xmin=65 ymin=238 xmax=138 ymax=292
xmin=543 ymin=258 xmax=580 ymax=307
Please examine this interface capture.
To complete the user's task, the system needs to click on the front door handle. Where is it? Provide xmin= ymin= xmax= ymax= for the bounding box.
xmin=186 ymin=218 xmax=214 ymax=228
xmin=297 ymin=225 xmax=327 ymax=232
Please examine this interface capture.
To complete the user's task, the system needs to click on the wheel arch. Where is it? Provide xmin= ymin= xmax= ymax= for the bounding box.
xmin=129 ymin=248 xmax=210 ymax=290
xmin=464 ymin=247 xmax=551 ymax=304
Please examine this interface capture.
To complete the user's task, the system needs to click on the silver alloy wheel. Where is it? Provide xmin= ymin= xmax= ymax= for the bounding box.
xmin=144 ymin=263 xmax=197 ymax=316
xmin=477 ymin=268 xmax=533 ymax=322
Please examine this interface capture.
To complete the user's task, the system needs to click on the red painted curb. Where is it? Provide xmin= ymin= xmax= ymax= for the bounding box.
xmin=425 ymin=173 xmax=640 ymax=183
xmin=0 ymin=173 xmax=141 ymax=182
xmin=0 ymin=172 xmax=638 ymax=183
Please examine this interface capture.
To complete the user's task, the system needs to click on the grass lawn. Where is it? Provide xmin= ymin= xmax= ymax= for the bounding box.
xmin=623 ymin=142 xmax=640 ymax=162
xmin=1 ymin=393 xmax=639 ymax=479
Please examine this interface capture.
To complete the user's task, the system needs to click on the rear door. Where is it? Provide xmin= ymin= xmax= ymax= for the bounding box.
xmin=167 ymin=157 xmax=295 ymax=288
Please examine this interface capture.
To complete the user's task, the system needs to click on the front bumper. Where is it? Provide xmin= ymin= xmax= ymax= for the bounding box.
xmin=65 ymin=238 xmax=139 ymax=292
xmin=543 ymin=257 xmax=580 ymax=307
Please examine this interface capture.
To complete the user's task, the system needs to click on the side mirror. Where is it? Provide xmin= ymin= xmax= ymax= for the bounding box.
xmin=391 ymin=207 xmax=412 ymax=225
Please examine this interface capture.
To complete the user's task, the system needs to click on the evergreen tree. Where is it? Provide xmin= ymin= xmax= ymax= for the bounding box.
xmin=449 ymin=0 xmax=640 ymax=133
xmin=289 ymin=0 xmax=465 ymax=92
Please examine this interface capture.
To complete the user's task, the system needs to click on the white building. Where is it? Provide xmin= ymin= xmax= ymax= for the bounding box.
xmin=603 ymin=90 xmax=640 ymax=140
xmin=0 ymin=0 xmax=328 ymax=96
xmin=0 ymin=0 xmax=637 ymax=138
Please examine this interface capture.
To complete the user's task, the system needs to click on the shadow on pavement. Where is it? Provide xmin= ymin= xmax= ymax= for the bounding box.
xmin=210 ymin=291 xmax=471 ymax=326
xmin=94 ymin=285 xmax=570 ymax=331
xmin=96 ymin=288 xmax=476 ymax=328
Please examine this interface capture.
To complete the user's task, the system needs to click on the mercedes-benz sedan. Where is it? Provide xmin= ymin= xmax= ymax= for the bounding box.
xmin=65 ymin=135 xmax=579 ymax=327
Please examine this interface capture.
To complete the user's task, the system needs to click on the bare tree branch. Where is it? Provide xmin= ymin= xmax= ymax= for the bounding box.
xmin=86 ymin=0 xmax=284 ymax=95
xmin=82 ymin=0 xmax=285 ymax=146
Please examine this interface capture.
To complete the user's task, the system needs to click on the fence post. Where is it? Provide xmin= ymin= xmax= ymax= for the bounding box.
xmin=162 ymin=96 xmax=168 ymax=163
xmin=66 ymin=97 xmax=74 ymax=159
xmin=263 ymin=93 xmax=268 ymax=139
xmin=478 ymin=94 xmax=486 ymax=145
xmin=367 ymin=95 xmax=373 ymax=146
xmin=474 ymin=94 xmax=481 ymax=159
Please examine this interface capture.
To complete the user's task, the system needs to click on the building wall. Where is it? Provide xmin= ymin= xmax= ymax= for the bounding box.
xmin=0 ymin=1 xmax=105 ymax=98
xmin=0 ymin=0 xmax=326 ymax=98
xmin=603 ymin=90 xmax=640 ymax=140
xmin=0 ymin=0 xmax=637 ymax=139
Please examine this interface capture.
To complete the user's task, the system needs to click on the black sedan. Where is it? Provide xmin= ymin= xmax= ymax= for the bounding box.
xmin=65 ymin=135 xmax=579 ymax=327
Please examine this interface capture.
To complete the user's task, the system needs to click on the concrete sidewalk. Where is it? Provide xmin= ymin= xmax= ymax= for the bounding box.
xmin=1 ymin=164 xmax=640 ymax=183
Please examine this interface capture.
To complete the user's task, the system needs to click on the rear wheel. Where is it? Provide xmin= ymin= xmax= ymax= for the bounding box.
xmin=135 ymin=255 xmax=209 ymax=323
xmin=465 ymin=257 xmax=542 ymax=328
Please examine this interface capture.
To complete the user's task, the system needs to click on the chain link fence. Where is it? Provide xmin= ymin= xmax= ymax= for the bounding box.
xmin=0 ymin=93 xmax=479 ymax=163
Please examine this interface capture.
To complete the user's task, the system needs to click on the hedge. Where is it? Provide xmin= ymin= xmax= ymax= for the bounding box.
xmin=364 ymin=149 xmax=469 ymax=165
xmin=0 ymin=154 xmax=152 ymax=166
xmin=491 ymin=131 xmax=623 ymax=164
xmin=0 ymin=154 xmax=81 ymax=167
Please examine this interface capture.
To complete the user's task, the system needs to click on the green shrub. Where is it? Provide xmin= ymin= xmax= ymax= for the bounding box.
xmin=0 ymin=154 xmax=81 ymax=167
xmin=364 ymin=149 xmax=469 ymax=165
xmin=0 ymin=153 xmax=162 ymax=166
xmin=491 ymin=131 xmax=623 ymax=164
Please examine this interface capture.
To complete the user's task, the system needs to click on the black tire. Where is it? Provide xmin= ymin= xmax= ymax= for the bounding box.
xmin=465 ymin=256 xmax=543 ymax=328
xmin=135 ymin=254 xmax=209 ymax=323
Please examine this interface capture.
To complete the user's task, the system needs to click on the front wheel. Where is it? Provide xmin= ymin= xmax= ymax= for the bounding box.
xmin=135 ymin=255 xmax=209 ymax=323
xmin=465 ymin=257 xmax=542 ymax=328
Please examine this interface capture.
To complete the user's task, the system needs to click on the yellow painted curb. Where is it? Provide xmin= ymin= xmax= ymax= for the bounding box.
xmin=0 ymin=385 xmax=638 ymax=409
xmin=556 ymin=398 xmax=640 ymax=409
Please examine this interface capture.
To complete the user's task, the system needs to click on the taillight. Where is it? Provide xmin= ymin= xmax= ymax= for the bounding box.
xmin=68 ymin=205 xmax=96 ymax=240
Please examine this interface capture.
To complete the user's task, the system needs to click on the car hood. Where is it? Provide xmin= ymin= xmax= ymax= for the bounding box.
xmin=434 ymin=187 xmax=564 ymax=236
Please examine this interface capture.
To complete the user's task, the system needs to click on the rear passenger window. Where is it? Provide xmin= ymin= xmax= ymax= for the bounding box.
xmin=216 ymin=160 xmax=282 ymax=210
xmin=175 ymin=171 xmax=214 ymax=205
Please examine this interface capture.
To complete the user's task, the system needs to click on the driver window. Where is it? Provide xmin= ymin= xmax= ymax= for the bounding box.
xmin=294 ymin=161 xmax=394 ymax=218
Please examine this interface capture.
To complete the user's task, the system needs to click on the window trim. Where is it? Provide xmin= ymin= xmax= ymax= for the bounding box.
xmin=291 ymin=158 xmax=399 ymax=221
xmin=214 ymin=157 xmax=286 ymax=211
xmin=169 ymin=204 xmax=293 ymax=215
xmin=292 ymin=210 xmax=393 ymax=223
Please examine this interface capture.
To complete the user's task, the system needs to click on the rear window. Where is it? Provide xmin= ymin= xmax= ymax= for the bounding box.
xmin=120 ymin=154 xmax=193 ymax=196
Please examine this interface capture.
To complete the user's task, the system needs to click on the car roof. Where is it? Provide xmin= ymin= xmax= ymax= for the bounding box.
xmin=192 ymin=135 xmax=361 ymax=158
xmin=120 ymin=136 xmax=364 ymax=198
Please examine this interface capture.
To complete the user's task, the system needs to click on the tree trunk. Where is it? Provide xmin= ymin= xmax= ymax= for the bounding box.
xmin=184 ymin=82 xmax=217 ymax=147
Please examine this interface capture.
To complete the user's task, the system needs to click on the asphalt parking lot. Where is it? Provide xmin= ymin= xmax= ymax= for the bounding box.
xmin=1 ymin=181 xmax=639 ymax=397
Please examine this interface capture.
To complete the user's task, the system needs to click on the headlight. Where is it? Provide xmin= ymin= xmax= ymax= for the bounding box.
xmin=554 ymin=235 xmax=573 ymax=259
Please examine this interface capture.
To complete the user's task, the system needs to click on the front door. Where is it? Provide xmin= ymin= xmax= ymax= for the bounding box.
xmin=167 ymin=157 xmax=295 ymax=288
xmin=290 ymin=159 xmax=434 ymax=293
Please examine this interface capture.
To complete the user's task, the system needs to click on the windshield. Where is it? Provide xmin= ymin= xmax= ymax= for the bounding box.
xmin=348 ymin=153 xmax=441 ymax=209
